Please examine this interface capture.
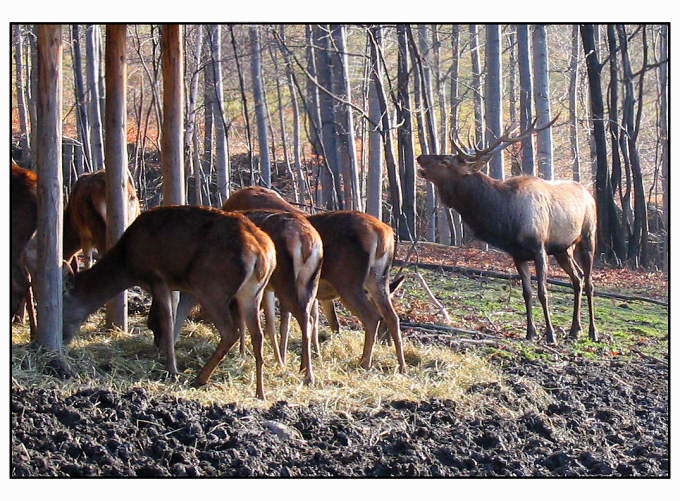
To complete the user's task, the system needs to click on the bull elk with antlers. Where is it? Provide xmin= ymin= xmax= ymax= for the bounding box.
xmin=417 ymin=117 xmax=598 ymax=344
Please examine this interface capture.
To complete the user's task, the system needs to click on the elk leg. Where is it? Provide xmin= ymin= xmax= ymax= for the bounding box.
xmin=577 ymin=244 xmax=598 ymax=342
xmin=278 ymin=309 xmax=292 ymax=365
xmin=149 ymin=284 xmax=178 ymax=374
xmin=262 ymin=290 xmax=284 ymax=368
xmin=534 ymin=248 xmax=556 ymax=344
xmin=514 ymin=258 xmax=537 ymax=341
xmin=555 ymin=251 xmax=583 ymax=339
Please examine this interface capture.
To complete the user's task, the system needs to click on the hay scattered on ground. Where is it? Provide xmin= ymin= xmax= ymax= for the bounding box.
xmin=11 ymin=311 xmax=553 ymax=416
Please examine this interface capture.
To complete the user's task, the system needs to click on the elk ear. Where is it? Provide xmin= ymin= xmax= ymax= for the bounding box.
xmin=62 ymin=260 xmax=76 ymax=292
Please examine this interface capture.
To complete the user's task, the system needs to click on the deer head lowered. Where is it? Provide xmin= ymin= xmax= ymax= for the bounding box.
xmin=61 ymin=205 xmax=276 ymax=399
xmin=417 ymin=116 xmax=598 ymax=344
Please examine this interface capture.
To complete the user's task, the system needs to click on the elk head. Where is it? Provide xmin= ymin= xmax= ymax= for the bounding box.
xmin=418 ymin=115 xmax=559 ymax=183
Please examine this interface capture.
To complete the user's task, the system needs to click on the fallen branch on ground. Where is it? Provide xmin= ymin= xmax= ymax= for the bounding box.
xmin=394 ymin=259 xmax=667 ymax=307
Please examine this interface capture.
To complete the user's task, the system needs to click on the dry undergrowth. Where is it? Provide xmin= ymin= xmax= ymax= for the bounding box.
xmin=11 ymin=311 xmax=553 ymax=417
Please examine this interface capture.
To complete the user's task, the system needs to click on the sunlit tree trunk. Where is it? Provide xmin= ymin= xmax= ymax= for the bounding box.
xmin=532 ymin=24 xmax=553 ymax=180
xmin=34 ymin=24 xmax=64 ymax=351
xmin=104 ymin=24 xmax=128 ymax=332
xmin=365 ymin=25 xmax=383 ymax=220
xmin=86 ymin=24 xmax=104 ymax=172
xmin=485 ymin=24 xmax=504 ymax=180
xmin=250 ymin=25 xmax=271 ymax=188
xmin=13 ymin=25 xmax=31 ymax=164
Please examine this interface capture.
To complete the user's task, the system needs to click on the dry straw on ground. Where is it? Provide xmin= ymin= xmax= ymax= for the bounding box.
xmin=11 ymin=311 xmax=553 ymax=416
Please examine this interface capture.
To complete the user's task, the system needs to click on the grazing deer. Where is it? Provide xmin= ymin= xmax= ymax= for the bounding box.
xmin=222 ymin=187 xmax=406 ymax=373
xmin=171 ymin=208 xmax=323 ymax=384
xmin=62 ymin=206 xmax=276 ymax=399
xmin=417 ymin=117 xmax=598 ymax=344
xmin=62 ymin=169 xmax=141 ymax=268
xmin=10 ymin=161 xmax=38 ymax=336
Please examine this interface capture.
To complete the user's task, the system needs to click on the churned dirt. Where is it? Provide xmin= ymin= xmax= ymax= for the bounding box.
xmin=11 ymin=349 xmax=668 ymax=478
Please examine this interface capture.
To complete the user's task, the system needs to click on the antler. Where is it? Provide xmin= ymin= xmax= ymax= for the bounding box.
xmin=451 ymin=113 xmax=560 ymax=165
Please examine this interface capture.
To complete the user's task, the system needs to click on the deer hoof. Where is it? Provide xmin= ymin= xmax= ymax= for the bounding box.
xmin=568 ymin=327 xmax=581 ymax=340
xmin=589 ymin=328 xmax=599 ymax=343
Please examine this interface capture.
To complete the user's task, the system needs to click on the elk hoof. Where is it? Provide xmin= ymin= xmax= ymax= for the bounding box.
xmin=304 ymin=374 xmax=315 ymax=386
xmin=360 ymin=359 xmax=372 ymax=371
xmin=589 ymin=327 xmax=599 ymax=343
xmin=191 ymin=378 xmax=207 ymax=388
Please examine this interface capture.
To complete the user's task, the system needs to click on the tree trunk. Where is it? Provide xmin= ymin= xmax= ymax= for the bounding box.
xmin=449 ymin=24 xmax=463 ymax=245
xmin=659 ymin=25 xmax=668 ymax=272
xmin=365 ymin=26 xmax=383 ymax=220
xmin=71 ymin=25 xmax=92 ymax=172
xmin=208 ymin=24 xmax=229 ymax=203
xmin=86 ymin=24 xmax=104 ymax=172
xmin=104 ymin=24 xmax=128 ymax=332
xmin=485 ymin=24 xmax=504 ymax=180
xmin=396 ymin=25 xmax=416 ymax=240
xmin=516 ymin=24 xmax=535 ymax=176
xmin=161 ymin=24 xmax=185 ymax=206
xmin=369 ymin=27 xmax=403 ymax=235
xmin=13 ymin=25 xmax=31 ymax=164
xmin=580 ymin=24 xmax=615 ymax=261
xmin=35 ymin=24 xmax=64 ymax=351
xmin=313 ymin=24 xmax=342 ymax=209
xmin=469 ymin=25 xmax=484 ymax=149
xmin=617 ymin=24 xmax=649 ymax=268
xmin=279 ymin=26 xmax=307 ymax=205
xmin=229 ymin=25 xmax=254 ymax=188
xmin=532 ymin=25 xmax=553 ymax=179
xmin=29 ymin=26 xmax=39 ymax=168
xmin=185 ymin=26 xmax=204 ymax=206
xmin=250 ymin=26 xmax=271 ymax=188
xmin=331 ymin=25 xmax=361 ymax=210
xmin=305 ymin=25 xmax=323 ymax=159
xmin=569 ymin=25 xmax=581 ymax=182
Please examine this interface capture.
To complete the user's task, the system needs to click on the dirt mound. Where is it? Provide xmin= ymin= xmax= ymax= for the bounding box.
xmin=11 ymin=352 xmax=668 ymax=478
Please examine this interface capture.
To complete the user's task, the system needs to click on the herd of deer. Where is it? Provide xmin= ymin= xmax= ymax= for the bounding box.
xmin=11 ymin=120 xmax=599 ymax=400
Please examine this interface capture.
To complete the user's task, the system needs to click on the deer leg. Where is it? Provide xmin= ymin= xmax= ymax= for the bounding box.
xmin=293 ymin=309 xmax=315 ymax=384
xmin=149 ymin=284 xmax=178 ymax=374
xmin=339 ymin=290 xmax=381 ymax=371
xmin=367 ymin=280 xmax=405 ymax=373
xmin=262 ymin=290 xmax=284 ymax=368
xmin=311 ymin=300 xmax=321 ymax=357
xmin=278 ymin=309 xmax=292 ymax=365
xmin=577 ymin=244 xmax=599 ymax=342
xmin=555 ymin=251 xmax=584 ymax=339
xmin=241 ymin=300 xmax=267 ymax=400
xmin=238 ymin=315 xmax=248 ymax=356
xmin=320 ymin=299 xmax=340 ymax=333
xmin=195 ymin=301 xmax=240 ymax=387
xmin=514 ymin=258 xmax=537 ymax=341
xmin=173 ymin=292 xmax=198 ymax=343
xmin=534 ymin=248 xmax=556 ymax=345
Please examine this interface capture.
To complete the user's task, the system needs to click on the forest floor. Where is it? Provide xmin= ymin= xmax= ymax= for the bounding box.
xmin=10 ymin=242 xmax=669 ymax=478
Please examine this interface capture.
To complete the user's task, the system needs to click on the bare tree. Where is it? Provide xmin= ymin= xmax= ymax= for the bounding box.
xmin=532 ymin=24 xmax=554 ymax=179
xmin=71 ymin=25 xmax=91 ymax=173
xmin=250 ymin=25 xmax=271 ymax=188
xmin=161 ymin=24 xmax=185 ymax=206
xmin=184 ymin=26 xmax=204 ymax=206
xmin=485 ymin=24 xmax=504 ymax=180
xmin=568 ymin=25 xmax=581 ymax=182
xmin=516 ymin=24 xmax=535 ymax=176
xmin=86 ymin=24 xmax=104 ymax=171
xmin=104 ymin=25 xmax=129 ymax=331
xmin=13 ymin=25 xmax=31 ymax=164
xmin=365 ymin=25 xmax=383 ymax=220
xmin=34 ymin=24 xmax=64 ymax=351
xmin=207 ymin=24 xmax=229 ymax=203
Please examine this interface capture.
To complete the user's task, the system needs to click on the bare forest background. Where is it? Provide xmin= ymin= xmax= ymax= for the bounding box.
xmin=10 ymin=24 xmax=669 ymax=270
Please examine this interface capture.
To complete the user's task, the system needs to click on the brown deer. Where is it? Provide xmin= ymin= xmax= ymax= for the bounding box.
xmin=222 ymin=187 xmax=406 ymax=373
xmin=62 ymin=169 xmax=141 ymax=268
xmin=171 ymin=208 xmax=323 ymax=384
xmin=10 ymin=161 xmax=38 ymax=335
xmin=62 ymin=205 xmax=276 ymax=399
xmin=417 ymin=117 xmax=598 ymax=344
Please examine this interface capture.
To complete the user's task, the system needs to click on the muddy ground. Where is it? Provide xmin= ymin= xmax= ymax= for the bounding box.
xmin=11 ymin=346 xmax=668 ymax=478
